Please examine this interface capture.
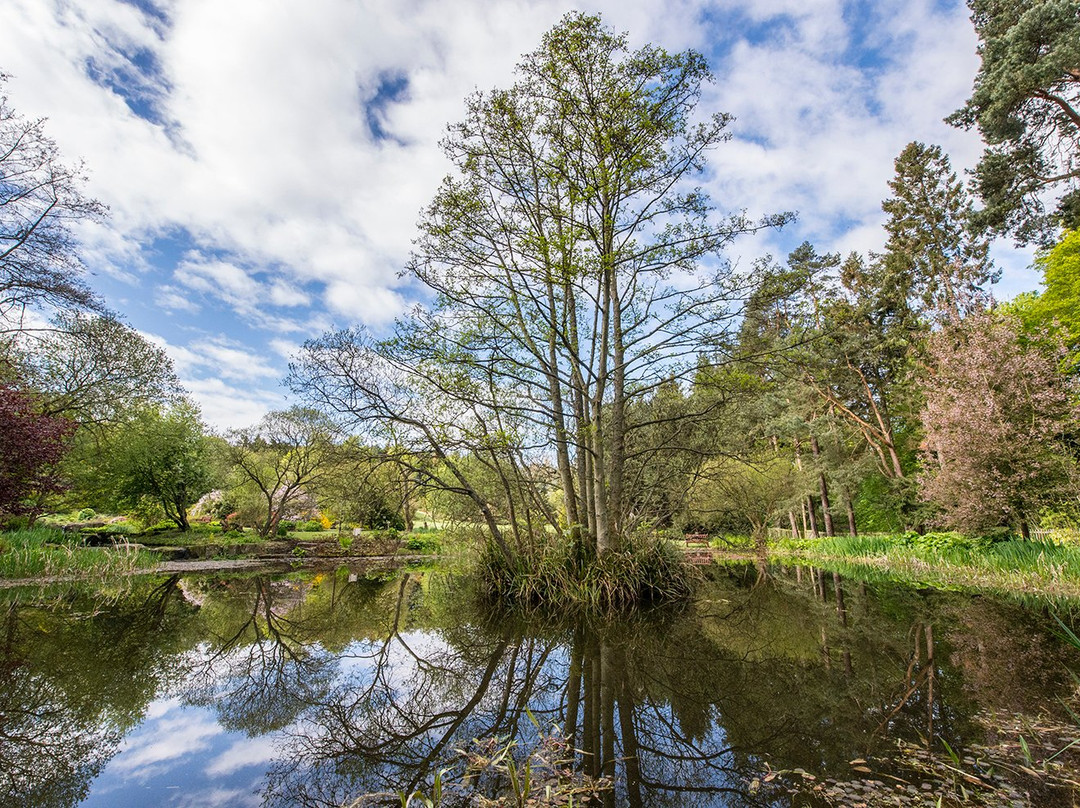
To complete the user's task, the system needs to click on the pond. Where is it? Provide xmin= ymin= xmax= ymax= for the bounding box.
xmin=2 ymin=561 xmax=1079 ymax=808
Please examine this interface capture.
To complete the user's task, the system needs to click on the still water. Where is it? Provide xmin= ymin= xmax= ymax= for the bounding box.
xmin=1 ymin=562 xmax=1078 ymax=807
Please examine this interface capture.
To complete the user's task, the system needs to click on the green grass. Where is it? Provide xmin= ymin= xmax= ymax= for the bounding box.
xmin=772 ymin=532 xmax=1080 ymax=597
xmin=0 ymin=527 xmax=159 ymax=580
xmin=477 ymin=533 xmax=698 ymax=611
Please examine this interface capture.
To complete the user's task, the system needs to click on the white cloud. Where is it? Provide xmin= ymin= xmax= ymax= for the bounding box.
xmin=324 ymin=280 xmax=406 ymax=326
xmin=156 ymin=285 xmax=202 ymax=314
xmin=113 ymin=710 xmax=222 ymax=778
xmin=183 ymin=376 xmax=287 ymax=430
xmin=269 ymin=338 xmax=301 ymax=361
xmin=204 ymin=737 xmax=278 ymax=777
xmin=0 ymin=0 xmax=1042 ymax=433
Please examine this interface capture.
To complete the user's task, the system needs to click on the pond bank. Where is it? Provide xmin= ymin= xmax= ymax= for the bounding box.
xmin=766 ymin=543 xmax=1080 ymax=600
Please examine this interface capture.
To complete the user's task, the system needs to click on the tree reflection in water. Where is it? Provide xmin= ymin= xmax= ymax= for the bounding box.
xmin=256 ymin=566 xmax=933 ymax=808
xmin=1 ymin=564 xmax=1078 ymax=808
xmin=0 ymin=576 xmax=191 ymax=808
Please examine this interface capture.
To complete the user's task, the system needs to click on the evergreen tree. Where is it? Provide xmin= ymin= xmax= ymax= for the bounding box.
xmin=948 ymin=0 xmax=1080 ymax=244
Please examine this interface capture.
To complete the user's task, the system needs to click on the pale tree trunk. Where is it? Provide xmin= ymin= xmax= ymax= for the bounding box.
xmin=844 ymin=488 xmax=858 ymax=536
xmin=608 ymin=260 xmax=627 ymax=542
xmin=807 ymin=496 xmax=820 ymax=539
xmin=810 ymin=435 xmax=835 ymax=537
xmin=591 ymin=266 xmax=615 ymax=553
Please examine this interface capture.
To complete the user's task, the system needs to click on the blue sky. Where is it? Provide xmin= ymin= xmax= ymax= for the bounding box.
xmin=1 ymin=0 xmax=1040 ymax=429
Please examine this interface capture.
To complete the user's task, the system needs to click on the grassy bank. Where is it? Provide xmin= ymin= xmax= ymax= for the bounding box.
xmin=770 ymin=532 xmax=1080 ymax=598
xmin=0 ymin=527 xmax=159 ymax=580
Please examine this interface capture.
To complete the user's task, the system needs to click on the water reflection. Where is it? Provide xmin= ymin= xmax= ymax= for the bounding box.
xmin=1 ymin=564 xmax=1078 ymax=807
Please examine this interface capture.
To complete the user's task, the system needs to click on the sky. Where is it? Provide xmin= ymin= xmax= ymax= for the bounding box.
xmin=0 ymin=0 xmax=1041 ymax=429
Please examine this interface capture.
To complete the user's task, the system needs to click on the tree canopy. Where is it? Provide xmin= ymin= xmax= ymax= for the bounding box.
xmin=948 ymin=0 xmax=1080 ymax=244
xmin=0 ymin=73 xmax=106 ymax=330
xmin=292 ymin=12 xmax=789 ymax=561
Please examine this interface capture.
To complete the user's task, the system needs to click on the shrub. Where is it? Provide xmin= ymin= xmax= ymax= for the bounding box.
xmin=897 ymin=530 xmax=991 ymax=555
xmin=405 ymin=534 xmax=440 ymax=554
xmin=77 ymin=507 xmax=96 ymax=521
xmin=298 ymin=519 xmax=323 ymax=532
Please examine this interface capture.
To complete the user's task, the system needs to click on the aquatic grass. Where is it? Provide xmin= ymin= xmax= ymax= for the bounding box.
xmin=477 ymin=533 xmax=698 ymax=612
xmin=773 ymin=533 xmax=1080 ymax=598
xmin=0 ymin=527 xmax=158 ymax=580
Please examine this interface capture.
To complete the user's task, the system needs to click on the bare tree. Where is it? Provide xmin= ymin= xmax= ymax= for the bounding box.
xmin=291 ymin=14 xmax=787 ymax=562
xmin=0 ymin=74 xmax=106 ymax=331
xmin=226 ymin=407 xmax=339 ymax=538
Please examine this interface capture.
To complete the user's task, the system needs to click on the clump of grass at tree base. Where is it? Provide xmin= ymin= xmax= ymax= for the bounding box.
xmin=0 ymin=527 xmax=158 ymax=579
xmin=478 ymin=531 xmax=698 ymax=612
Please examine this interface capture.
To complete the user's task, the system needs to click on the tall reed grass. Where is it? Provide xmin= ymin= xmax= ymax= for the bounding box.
xmin=477 ymin=533 xmax=697 ymax=611
xmin=0 ymin=527 xmax=158 ymax=580
xmin=773 ymin=532 xmax=1080 ymax=596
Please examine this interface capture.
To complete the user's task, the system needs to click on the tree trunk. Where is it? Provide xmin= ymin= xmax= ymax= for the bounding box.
xmin=843 ymin=488 xmax=858 ymax=536
xmin=608 ymin=263 xmax=626 ymax=543
xmin=810 ymin=436 xmax=835 ymax=537
xmin=806 ymin=496 xmax=820 ymax=538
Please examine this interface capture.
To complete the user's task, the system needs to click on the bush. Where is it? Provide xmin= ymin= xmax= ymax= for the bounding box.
xmin=298 ymin=519 xmax=323 ymax=532
xmin=405 ymin=534 xmax=440 ymax=554
xmin=897 ymin=530 xmax=990 ymax=554
xmin=77 ymin=508 xmax=96 ymax=521
xmin=350 ymin=528 xmax=402 ymax=556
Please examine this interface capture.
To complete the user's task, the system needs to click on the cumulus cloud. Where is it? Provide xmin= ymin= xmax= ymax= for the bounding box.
xmin=204 ymin=737 xmax=278 ymax=777
xmin=0 ymin=0 xmax=1040 ymax=427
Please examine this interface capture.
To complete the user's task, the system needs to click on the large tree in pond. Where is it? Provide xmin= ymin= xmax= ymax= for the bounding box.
xmin=291 ymin=14 xmax=787 ymax=561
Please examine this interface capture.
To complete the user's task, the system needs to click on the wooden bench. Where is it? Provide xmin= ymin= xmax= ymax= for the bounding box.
xmin=683 ymin=533 xmax=710 ymax=547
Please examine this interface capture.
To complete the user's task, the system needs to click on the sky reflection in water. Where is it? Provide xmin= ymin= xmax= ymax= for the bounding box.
xmin=1 ymin=563 xmax=1078 ymax=808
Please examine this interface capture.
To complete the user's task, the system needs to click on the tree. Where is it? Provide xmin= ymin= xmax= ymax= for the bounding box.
xmin=881 ymin=142 xmax=996 ymax=323
xmin=918 ymin=312 xmax=1078 ymax=536
xmin=948 ymin=0 xmax=1080 ymax=244
xmin=91 ymin=402 xmax=214 ymax=531
xmin=0 ymin=73 xmax=106 ymax=330
xmin=686 ymin=453 xmax=796 ymax=548
xmin=313 ymin=440 xmax=411 ymax=531
xmin=782 ymin=142 xmax=998 ymax=529
xmin=291 ymin=14 xmax=788 ymax=564
xmin=225 ymin=408 xmax=338 ymax=538
xmin=16 ymin=312 xmax=181 ymax=427
xmin=0 ymin=383 xmax=75 ymax=523
xmin=1006 ymin=228 xmax=1080 ymax=351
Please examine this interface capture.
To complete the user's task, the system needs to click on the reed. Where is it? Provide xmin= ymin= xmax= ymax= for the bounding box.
xmin=0 ymin=527 xmax=158 ymax=580
xmin=476 ymin=533 xmax=697 ymax=612
xmin=773 ymin=533 xmax=1080 ymax=597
